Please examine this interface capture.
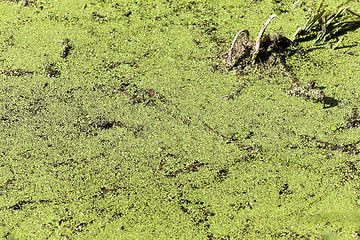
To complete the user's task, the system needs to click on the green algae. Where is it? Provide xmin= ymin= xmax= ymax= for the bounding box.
xmin=1 ymin=0 xmax=360 ymax=239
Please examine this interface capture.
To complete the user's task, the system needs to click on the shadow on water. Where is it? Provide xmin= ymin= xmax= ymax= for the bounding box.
xmin=324 ymin=96 xmax=339 ymax=108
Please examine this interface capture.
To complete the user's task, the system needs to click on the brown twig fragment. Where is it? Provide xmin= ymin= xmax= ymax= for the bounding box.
xmin=252 ymin=14 xmax=277 ymax=60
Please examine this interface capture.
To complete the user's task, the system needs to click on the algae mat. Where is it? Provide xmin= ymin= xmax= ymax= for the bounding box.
xmin=1 ymin=0 xmax=360 ymax=239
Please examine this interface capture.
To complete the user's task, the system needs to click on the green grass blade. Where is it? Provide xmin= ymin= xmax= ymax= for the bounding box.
xmin=346 ymin=8 xmax=360 ymax=18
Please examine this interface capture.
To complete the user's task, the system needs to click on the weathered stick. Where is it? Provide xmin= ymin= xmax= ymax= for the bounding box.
xmin=227 ymin=29 xmax=249 ymax=65
xmin=252 ymin=14 xmax=277 ymax=60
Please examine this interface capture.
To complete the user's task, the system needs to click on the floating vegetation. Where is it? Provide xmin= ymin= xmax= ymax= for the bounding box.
xmin=299 ymin=134 xmax=359 ymax=154
xmin=113 ymin=86 xmax=166 ymax=106
xmin=1 ymin=68 xmax=34 ymax=77
xmin=329 ymin=107 xmax=360 ymax=131
xmin=165 ymin=161 xmax=205 ymax=178
xmin=45 ymin=63 xmax=61 ymax=77
xmin=292 ymin=3 xmax=360 ymax=47
xmin=92 ymin=120 xmax=125 ymax=130
xmin=60 ymin=38 xmax=72 ymax=58
xmin=288 ymin=80 xmax=325 ymax=104
xmin=344 ymin=107 xmax=360 ymax=129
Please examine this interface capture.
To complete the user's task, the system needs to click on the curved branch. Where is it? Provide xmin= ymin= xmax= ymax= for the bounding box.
xmin=227 ymin=29 xmax=249 ymax=65
xmin=252 ymin=14 xmax=277 ymax=60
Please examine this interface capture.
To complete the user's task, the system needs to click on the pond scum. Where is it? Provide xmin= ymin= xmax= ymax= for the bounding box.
xmin=2 ymin=1 xmax=360 ymax=239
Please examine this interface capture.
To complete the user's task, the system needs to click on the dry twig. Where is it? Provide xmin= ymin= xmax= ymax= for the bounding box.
xmin=252 ymin=14 xmax=277 ymax=60
xmin=227 ymin=29 xmax=249 ymax=65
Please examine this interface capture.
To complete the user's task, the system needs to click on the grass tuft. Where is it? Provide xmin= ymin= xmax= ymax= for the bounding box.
xmin=292 ymin=3 xmax=360 ymax=46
